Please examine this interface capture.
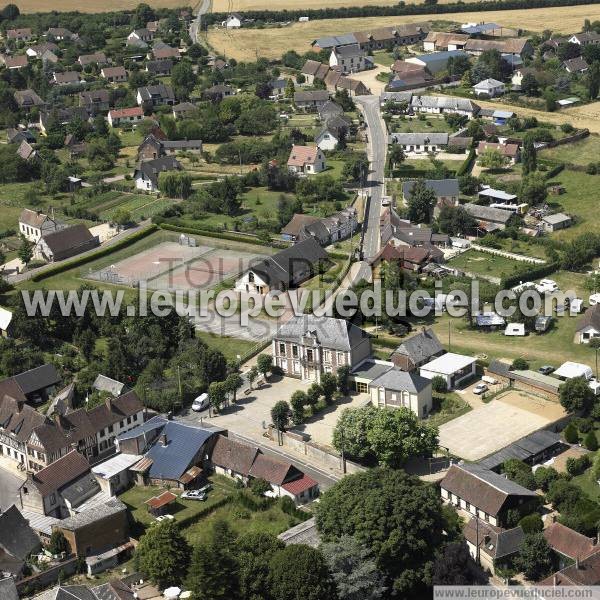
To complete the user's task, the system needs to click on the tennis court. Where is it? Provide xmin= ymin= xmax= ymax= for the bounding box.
xmin=87 ymin=240 xmax=214 ymax=286
xmin=149 ymin=246 xmax=267 ymax=291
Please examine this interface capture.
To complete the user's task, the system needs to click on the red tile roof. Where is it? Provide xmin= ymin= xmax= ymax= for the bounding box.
xmin=282 ymin=474 xmax=318 ymax=496
xmin=544 ymin=522 xmax=598 ymax=561
xmin=287 ymin=145 xmax=320 ymax=168
xmin=109 ymin=107 xmax=143 ymax=119
xmin=145 ymin=490 xmax=176 ymax=509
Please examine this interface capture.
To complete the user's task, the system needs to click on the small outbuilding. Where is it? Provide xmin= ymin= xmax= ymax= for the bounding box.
xmin=419 ymin=352 xmax=477 ymax=389
xmin=505 ymin=323 xmax=525 ymax=336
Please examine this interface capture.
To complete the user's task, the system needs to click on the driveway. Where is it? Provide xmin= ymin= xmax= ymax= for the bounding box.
xmin=0 ymin=462 xmax=25 ymax=512
xmin=348 ymin=66 xmax=388 ymax=96
xmin=438 ymin=390 xmax=566 ymax=461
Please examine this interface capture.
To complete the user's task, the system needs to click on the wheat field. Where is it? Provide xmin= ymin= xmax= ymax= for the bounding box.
xmin=212 ymin=0 xmax=482 ymax=12
xmin=206 ymin=4 xmax=600 ymax=61
xmin=16 ymin=0 xmax=188 ymax=12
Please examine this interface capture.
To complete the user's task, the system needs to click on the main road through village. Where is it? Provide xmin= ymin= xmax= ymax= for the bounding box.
xmin=355 ymin=95 xmax=386 ymax=261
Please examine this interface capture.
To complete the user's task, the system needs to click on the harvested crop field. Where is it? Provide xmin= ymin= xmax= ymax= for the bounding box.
xmin=214 ymin=0 xmax=480 ymax=11
xmin=205 ymin=4 xmax=600 ymax=61
xmin=16 ymin=0 xmax=186 ymax=11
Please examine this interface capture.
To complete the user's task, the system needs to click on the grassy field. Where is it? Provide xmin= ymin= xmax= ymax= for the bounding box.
xmin=544 ymin=169 xmax=600 ymax=240
xmin=196 ymin=331 xmax=257 ymax=361
xmin=119 ymin=475 xmax=304 ymax=546
xmin=540 ymin=135 xmax=600 ymax=167
xmin=389 ymin=116 xmax=455 ymax=134
xmin=447 ymin=249 xmax=525 ymax=279
xmin=205 ymin=4 xmax=600 ymax=61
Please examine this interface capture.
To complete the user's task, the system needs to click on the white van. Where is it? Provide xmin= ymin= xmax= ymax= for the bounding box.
xmin=192 ymin=393 xmax=209 ymax=412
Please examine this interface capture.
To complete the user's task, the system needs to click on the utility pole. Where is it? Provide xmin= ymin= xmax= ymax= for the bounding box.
xmin=448 ymin=321 xmax=451 ymax=352
xmin=340 ymin=427 xmax=346 ymax=474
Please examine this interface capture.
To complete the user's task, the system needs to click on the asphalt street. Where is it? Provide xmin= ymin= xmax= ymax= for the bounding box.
xmin=0 ymin=465 xmax=23 ymax=512
xmin=354 ymin=95 xmax=386 ymax=260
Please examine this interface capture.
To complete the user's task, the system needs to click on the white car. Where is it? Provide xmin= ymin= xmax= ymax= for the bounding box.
xmin=181 ymin=489 xmax=207 ymax=501
xmin=155 ymin=514 xmax=174 ymax=523
xmin=473 ymin=383 xmax=488 ymax=395
xmin=192 ymin=393 xmax=209 ymax=412
xmin=536 ymin=279 xmax=559 ymax=294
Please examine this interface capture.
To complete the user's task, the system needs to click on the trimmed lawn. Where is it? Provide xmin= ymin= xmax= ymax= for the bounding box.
xmin=540 ymin=134 xmax=600 ymax=167
xmin=118 ymin=475 xmax=304 ymax=546
xmin=119 ymin=475 xmax=239 ymax=534
xmin=389 ymin=117 xmax=455 ymax=134
xmin=447 ymin=249 xmax=524 ymax=279
xmin=316 ymin=159 xmax=345 ymax=181
xmin=544 ymin=169 xmax=600 ymax=240
xmin=487 ymin=237 xmax=549 ymax=260
xmin=371 ymin=51 xmax=396 ymax=67
xmin=196 ymin=331 xmax=257 ymax=362
xmin=427 ymin=392 xmax=472 ymax=428
xmin=183 ymin=495 xmax=299 ymax=546
xmin=572 ymin=463 xmax=600 ymax=501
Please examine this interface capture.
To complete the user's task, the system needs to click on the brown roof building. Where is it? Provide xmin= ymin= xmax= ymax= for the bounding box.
xmin=37 ymin=224 xmax=99 ymax=262
xmin=440 ymin=463 xmax=538 ymax=527
xmin=544 ymin=522 xmax=599 ymax=563
xmin=211 ymin=435 xmax=260 ymax=480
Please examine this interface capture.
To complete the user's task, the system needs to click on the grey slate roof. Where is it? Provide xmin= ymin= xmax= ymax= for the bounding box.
xmin=390 ymin=132 xmax=449 ymax=146
xmin=137 ymin=83 xmax=175 ymax=103
xmin=478 ymin=429 xmax=562 ymax=471
xmin=332 ymin=43 xmax=364 ymax=58
xmin=313 ymin=34 xmax=358 ymax=49
xmin=92 ymin=375 xmax=127 ymax=397
xmin=33 ymin=585 xmax=99 ymax=600
xmin=58 ymin=499 xmax=127 ymax=531
xmin=0 ymin=504 xmax=41 ymax=560
xmin=392 ymin=328 xmax=443 ymax=364
xmin=369 ymin=367 xmax=431 ymax=393
xmin=278 ymin=517 xmax=320 ymax=547
xmin=294 ymin=90 xmax=330 ymax=103
xmin=410 ymin=94 xmax=479 ymax=113
xmin=402 ymin=178 xmax=459 ymax=199
xmin=351 ymin=359 xmax=394 ymax=380
xmin=463 ymin=203 xmax=513 ymax=224
xmin=60 ymin=473 xmax=101 ymax=508
xmin=134 ymin=156 xmax=181 ymax=187
xmin=0 ymin=578 xmax=18 ymax=600
xmin=249 ymin=236 xmax=329 ymax=289
xmin=464 ymin=519 xmax=524 ymax=559
xmin=275 ymin=315 xmax=370 ymax=352
xmin=13 ymin=363 xmax=60 ymax=395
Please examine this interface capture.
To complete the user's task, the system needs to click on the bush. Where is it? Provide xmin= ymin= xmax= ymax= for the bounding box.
xmin=566 ymin=454 xmax=591 ymax=476
xmin=431 ymin=375 xmax=448 ymax=394
xmin=563 ymin=422 xmax=579 ymax=444
xmin=518 ymin=513 xmax=544 ymax=534
xmin=584 ymin=430 xmax=598 ymax=451
xmin=250 ymin=477 xmax=272 ymax=497
xmin=534 ymin=466 xmax=559 ymax=491
xmin=511 ymin=357 xmax=529 ymax=371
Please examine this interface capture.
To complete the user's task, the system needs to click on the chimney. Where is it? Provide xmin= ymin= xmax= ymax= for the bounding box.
xmin=158 ymin=433 xmax=168 ymax=446
xmin=553 ymin=574 xmax=557 ymax=587
xmin=576 ymin=557 xmax=580 ymax=570
xmin=105 ymin=397 xmax=113 ymax=411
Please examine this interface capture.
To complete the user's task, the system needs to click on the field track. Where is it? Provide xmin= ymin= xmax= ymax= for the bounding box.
xmin=212 ymin=0 xmax=481 ymax=11
xmin=206 ymin=3 xmax=600 ymax=60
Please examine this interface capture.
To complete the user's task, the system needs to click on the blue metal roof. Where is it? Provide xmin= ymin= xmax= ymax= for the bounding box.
xmin=146 ymin=421 xmax=215 ymax=481
xmin=118 ymin=416 xmax=216 ymax=481
xmin=461 ymin=22 xmax=501 ymax=34
xmin=412 ymin=50 xmax=468 ymax=64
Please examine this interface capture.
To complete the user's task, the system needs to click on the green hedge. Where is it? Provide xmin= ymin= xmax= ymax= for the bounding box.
xmin=457 ymin=148 xmax=476 ymax=177
xmin=501 ymin=261 xmax=560 ymax=289
xmin=544 ymin=163 xmax=565 ymax=179
xmin=175 ymin=496 xmax=233 ymax=530
xmin=30 ymin=225 xmax=159 ymax=283
xmin=159 ymin=223 xmax=288 ymax=249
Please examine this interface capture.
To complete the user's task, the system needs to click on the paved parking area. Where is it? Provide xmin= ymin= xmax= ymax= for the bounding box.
xmin=439 ymin=390 xmax=566 ymax=461
xmin=0 ymin=460 xmax=25 ymax=511
xmin=179 ymin=374 xmax=369 ymax=451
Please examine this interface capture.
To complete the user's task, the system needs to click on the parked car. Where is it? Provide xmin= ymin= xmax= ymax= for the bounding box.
xmin=539 ymin=365 xmax=555 ymax=375
xmin=192 ymin=393 xmax=209 ymax=412
xmin=473 ymin=383 xmax=488 ymax=395
xmin=182 ymin=489 xmax=207 ymax=501
xmin=481 ymin=375 xmax=497 ymax=385
xmin=155 ymin=514 xmax=175 ymax=522
xmin=198 ymin=483 xmax=213 ymax=494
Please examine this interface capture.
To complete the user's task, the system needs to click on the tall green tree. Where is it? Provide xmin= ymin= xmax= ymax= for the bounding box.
xmin=271 ymin=400 xmax=291 ymax=431
xmin=316 ymin=468 xmax=445 ymax=597
xmin=186 ymin=520 xmax=240 ymax=600
xmin=135 ymin=521 xmax=191 ymax=589
xmin=521 ymin=133 xmax=537 ymax=175
xmin=236 ymin=532 xmax=284 ymax=600
xmin=515 ymin=533 xmax=553 ymax=581
xmin=268 ymin=544 xmax=338 ymax=600
xmin=17 ymin=236 xmax=33 ymax=266
xmin=321 ymin=535 xmax=386 ymax=600
xmin=588 ymin=61 xmax=600 ymax=100
xmin=560 ymin=376 xmax=594 ymax=413
xmin=406 ymin=178 xmax=436 ymax=224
